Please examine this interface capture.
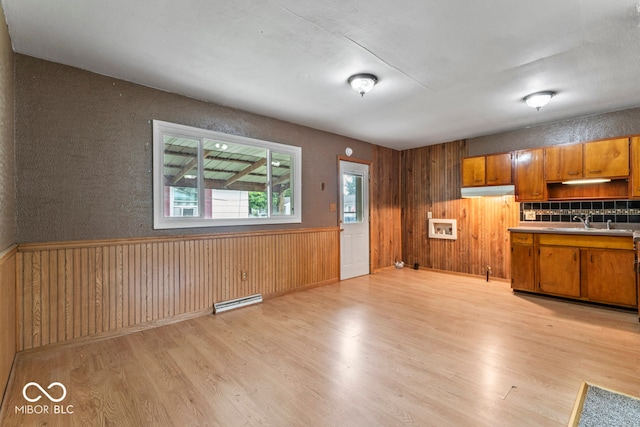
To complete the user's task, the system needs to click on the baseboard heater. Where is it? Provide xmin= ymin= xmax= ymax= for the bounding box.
xmin=213 ymin=294 xmax=263 ymax=314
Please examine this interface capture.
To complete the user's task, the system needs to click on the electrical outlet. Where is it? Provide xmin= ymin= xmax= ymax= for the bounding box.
xmin=241 ymin=271 xmax=248 ymax=281
xmin=427 ymin=211 xmax=433 ymax=219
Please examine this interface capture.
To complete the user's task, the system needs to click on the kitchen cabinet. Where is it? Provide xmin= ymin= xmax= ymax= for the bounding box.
xmin=485 ymin=153 xmax=512 ymax=185
xmin=538 ymin=246 xmax=581 ymax=297
xmin=515 ymin=148 xmax=545 ymax=201
xmin=544 ymin=144 xmax=582 ymax=181
xmin=461 ymin=153 xmax=512 ymax=187
xmin=585 ymin=249 xmax=636 ymax=307
xmin=630 ymin=136 xmax=640 ymax=197
xmin=545 ymin=138 xmax=629 ymax=182
xmin=467 ymin=136 xmax=631 ymax=201
xmin=510 ymin=233 xmax=535 ymax=291
xmin=509 ymin=230 xmax=637 ymax=309
xmin=583 ymin=137 xmax=629 ymax=179
xmin=461 ymin=156 xmax=485 ymax=187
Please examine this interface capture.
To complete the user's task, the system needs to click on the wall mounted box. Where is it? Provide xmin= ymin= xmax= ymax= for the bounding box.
xmin=428 ymin=219 xmax=457 ymax=240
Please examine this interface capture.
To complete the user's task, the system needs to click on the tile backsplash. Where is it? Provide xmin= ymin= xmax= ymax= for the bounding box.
xmin=520 ymin=200 xmax=640 ymax=224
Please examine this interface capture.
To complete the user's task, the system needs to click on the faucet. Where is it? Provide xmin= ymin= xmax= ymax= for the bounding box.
xmin=573 ymin=213 xmax=592 ymax=229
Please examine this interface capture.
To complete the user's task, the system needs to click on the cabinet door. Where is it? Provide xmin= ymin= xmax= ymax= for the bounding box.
xmin=462 ymin=157 xmax=485 ymax=187
xmin=511 ymin=244 xmax=535 ymax=291
xmin=630 ymin=136 xmax=640 ymax=198
xmin=586 ymin=249 xmax=636 ymax=307
xmin=538 ymin=246 xmax=581 ymax=297
xmin=544 ymin=144 xmax=582 ymax=181
xmin=486 ymin=153 xmax=512 ymax=185
xmin=515 ymin=149 xmax=545 ymax=201
xmin=584 ymin=138 xmax=629 ymax=178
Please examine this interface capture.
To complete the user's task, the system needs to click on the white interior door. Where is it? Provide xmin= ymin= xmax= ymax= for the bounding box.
xmin=340 ymin=160 xmax=370 ymax=280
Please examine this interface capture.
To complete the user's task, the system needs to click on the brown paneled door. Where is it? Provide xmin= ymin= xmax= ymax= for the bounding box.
xmin=340 ymin=160 xmax=370 ymax=280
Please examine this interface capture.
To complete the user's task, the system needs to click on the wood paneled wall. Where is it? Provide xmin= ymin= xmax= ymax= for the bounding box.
xmin=401 ymin=140 xmax=520 ymax=279
xmin=371 ymin=145 xmax=402 ymax=270
xmin=16 ymin=228 xmax=339 ymax=351
xmin=0 ymin=246 xmax=16 ymax=401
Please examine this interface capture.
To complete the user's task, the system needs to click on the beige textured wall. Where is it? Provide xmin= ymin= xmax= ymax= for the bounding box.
xmin=0 ymin=7 xmax=15 ymax=251
xmin=468 ymin=107 xmax=640 ymax=156
xmin=15 ymin=55 xmax=371 ymax=243
xmin=0 ymin=3 xmax=16 ymax=410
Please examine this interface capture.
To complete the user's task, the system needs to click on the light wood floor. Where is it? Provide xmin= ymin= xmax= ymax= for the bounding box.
xmin=1 ymin=269 xmax=640 ymax=426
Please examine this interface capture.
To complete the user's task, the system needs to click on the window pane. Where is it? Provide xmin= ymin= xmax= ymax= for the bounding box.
xmin=343 ymin=173 xmax=363 ymax=223
xmin=163 ymin=135 xmax=199 ymax=217
xmin=202 ymin=139 xmax=267 ymax=219
xmin=153 ymin=120 xmax=302 ymax=229
xmin=271 ymin=152 xmax=292 ymax=216
xmin=171 ymin=187 xmax=198 ymax=217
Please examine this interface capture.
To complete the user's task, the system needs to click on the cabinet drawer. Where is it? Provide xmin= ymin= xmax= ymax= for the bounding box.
xmin=538 ymin=234 xmax=633 ymax=250
xmin=511 ymin=233 xmax=533 ymax=245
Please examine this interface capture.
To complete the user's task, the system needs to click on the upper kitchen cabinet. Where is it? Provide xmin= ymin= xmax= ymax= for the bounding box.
xmin=461 ymin=153 xmax=512 ymax=187
xmin=545 ymin=137 xmax=630 ymax=200
xmin=515 ymin=148 xmax=545 ymax=201
xmin=545 ymin=138 xmax=629 ymax=182
xmin=486 ymin=153 xmax=512 ymax=185
xmin=461 ymin=156 xmax=486 ymax=187
xmin=631 ymin=136 xmax=640 ymax=198
xmin=544 ymin=144 xmax=582 ymax=181
xmin=583 ymin=138 xmax=629 ymax=179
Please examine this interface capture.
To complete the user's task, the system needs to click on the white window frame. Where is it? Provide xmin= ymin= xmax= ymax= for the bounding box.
xmin=153 ymin=120 xmax=302 ymax=229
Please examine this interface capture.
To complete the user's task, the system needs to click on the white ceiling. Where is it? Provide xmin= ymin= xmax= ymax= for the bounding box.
xmin=3 ymin=0 xmax=640 ymax=150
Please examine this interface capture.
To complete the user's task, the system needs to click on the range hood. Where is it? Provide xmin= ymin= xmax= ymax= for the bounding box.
xmin=461 ymin=185 xmax=515 ymax=198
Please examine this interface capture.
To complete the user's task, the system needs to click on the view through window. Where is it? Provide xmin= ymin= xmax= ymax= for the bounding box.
xmin=153 ymin=120 xmax=301 ymax=228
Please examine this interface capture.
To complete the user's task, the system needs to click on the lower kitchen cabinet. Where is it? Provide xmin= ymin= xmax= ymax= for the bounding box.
xmin=510 ymin=233 xmax=535 ymax=291
xmin=509 ymin=231 xmax=638 ymax=309
xmin=511 ymin=245 xmax=535 ymax=291
xmin=585 ymin=249 xmax=637 ymax=307
xmin=538 ymin=246 xmax=581 ymax=297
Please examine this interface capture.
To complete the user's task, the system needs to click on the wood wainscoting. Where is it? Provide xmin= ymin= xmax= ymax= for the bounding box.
xmin=0 ymin=245 xmax=17 ymax=403
xmin=16 ymin=227 xmax=339 ymax=352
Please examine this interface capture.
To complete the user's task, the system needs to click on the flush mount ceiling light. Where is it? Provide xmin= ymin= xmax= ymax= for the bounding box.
xmin=523 ymin=91 xmax=556 ymax=111
xmin=348 ymin=73 xmax=378 ymax=97
xmin=214 ymin=142 xmax=228 ymax=150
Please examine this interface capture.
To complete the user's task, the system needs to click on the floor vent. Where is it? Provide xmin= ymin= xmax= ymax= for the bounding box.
xmin=213 ymin=294 xmax=263 ymax=314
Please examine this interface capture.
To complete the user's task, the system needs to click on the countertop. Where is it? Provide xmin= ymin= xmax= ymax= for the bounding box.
xmin=508 ymin=225 xmax=638 ymax=238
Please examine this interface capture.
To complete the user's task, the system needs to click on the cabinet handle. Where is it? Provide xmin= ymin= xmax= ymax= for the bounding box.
xmin=528 ymin=248 xmax=532 ymax=257
xmin=574 ymin=251 xmax=577 ymax=261
xmin=531 ymin=192 xmax=540 ymax=196
xmin=588 ymin=170 xmax=602 ymax=174
xmin=590 ymin=254 xmax=593 ymax=263
xmin=488 ymin=178 xmax=497 ymax=181
xmin=475 ymin=179 xmax=483 ymax=183
xmin=568 ymin=171 xmax=579 ymax=175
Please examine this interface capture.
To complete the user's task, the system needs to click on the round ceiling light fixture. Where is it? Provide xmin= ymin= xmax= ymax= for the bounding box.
xmin=523 ymin=91 xmax=556 ymax=111
xmin=348 ymin=73 xmax=378 ymax=97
